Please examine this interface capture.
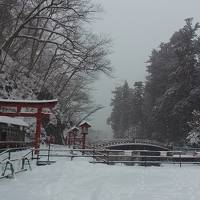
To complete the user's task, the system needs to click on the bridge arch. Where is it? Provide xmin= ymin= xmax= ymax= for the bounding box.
xmin=92 ymin=139 xmax=170 ymax=151
xmin=107 ymin=143 xmax=169 ymax=151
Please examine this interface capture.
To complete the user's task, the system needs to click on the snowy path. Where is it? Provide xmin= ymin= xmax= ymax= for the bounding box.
xmin=1 ymin=157 xmax=200 ymax=200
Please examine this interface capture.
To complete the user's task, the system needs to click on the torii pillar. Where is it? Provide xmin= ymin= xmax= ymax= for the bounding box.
xmin=0 ymin=99 xmax=58 ymax=154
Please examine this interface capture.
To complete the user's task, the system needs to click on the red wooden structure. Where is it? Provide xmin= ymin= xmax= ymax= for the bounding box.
xmin=71 ymin=127 xmax=79 ymax=145
xmin=66 ymin=127 xmax=79 ymax=147
xmin=79 ymin=121 xmax=91 ymax=149
xmin=66 ymin=123 xmax=91 ymax=149
xmin=67 ymin=129 xmax=73 ymax=147
xmin=0 ymin=99 xmax=57 ymax=153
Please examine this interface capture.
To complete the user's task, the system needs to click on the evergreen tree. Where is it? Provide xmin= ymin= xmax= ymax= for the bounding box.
xmin=143 ymin=18 xmax=200 ymax=143
xmin=107 ymin=81 xmax=131 ymax=138
xmin=108 ymin=81 xmax=144 ymax=138
xmin=128 ymin=81 xmax=144 ymax=137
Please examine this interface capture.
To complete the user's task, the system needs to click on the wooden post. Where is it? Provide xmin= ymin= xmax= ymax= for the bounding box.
xmin=81 ymin=134 xmax=86 ymax=155
xmin=35 ymin=107 xmax=42 ymax=154
xmin=31 ymin=149 xmax=34 ymax=160
xmin=71 ymin=127 xmax=79 ymax=147
xmin=17 ymin=105 xmax=21 ymax=114
xmin=36 ymin=152 xmax=40 ymax=166
xmin=65 ymin=136 xmax=68 ymax=145
xmin=47 ymin=143 xmax=51 ymax=162
xmin=82 ymin=133 xmax=86 ymax=149
xmin=8 ymin=151 xmax=11 ymax=160
xmin=93 ymin=148 xmax=95 ymax=161
xmin=21 ymin=158 xmax=25 ymax=170
xmin=70 ymin=149 xmax=74 ymax=161
xmin=68 ymin=132 xmax=71 ymax=148
xmin=107 ymin=151 xmax=110 ymax=165
xmin=144 ymin=155 xmax=147 ymax=167
xmin=73 ymin=134 xmax=76 ymax=146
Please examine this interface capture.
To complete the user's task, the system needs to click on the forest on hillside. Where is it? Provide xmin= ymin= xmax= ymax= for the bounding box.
xmin=0 ymin=0 xmax=111 ymax=143
xmin=108 ymin=18 xmax=200 ymax=146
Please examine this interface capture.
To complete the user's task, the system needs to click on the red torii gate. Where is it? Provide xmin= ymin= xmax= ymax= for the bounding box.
xmin=0 ymin=99 xmax=58 ymax=153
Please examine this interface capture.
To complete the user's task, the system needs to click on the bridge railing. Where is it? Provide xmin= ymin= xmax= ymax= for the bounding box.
xmin=35 ymin=147 xmax=200 ymax=167
xmin=90 ymin=138 xmax=169 ymax=149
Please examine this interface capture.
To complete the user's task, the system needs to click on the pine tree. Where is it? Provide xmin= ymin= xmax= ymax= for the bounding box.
xmin=143 ymin=18 xmax=200 ymax=144
xmin=107 ymin=81 xmax=131 ymax=138
xmin=108 ymin=81 xmax=144 ymax=138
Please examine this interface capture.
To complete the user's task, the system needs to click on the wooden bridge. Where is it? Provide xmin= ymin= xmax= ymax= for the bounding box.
xmin=90 ymin=138 xmax=170 ymax=151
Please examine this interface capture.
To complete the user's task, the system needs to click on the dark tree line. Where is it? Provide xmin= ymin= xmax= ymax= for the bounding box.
xmin=108 ymin=18 xmax=200 ymax=145
xmin=107 ymin=81 xmax=144 ymax=139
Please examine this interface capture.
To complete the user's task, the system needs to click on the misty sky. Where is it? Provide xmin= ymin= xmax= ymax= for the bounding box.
xmin=90 ymin=0 xmax=200 ymax=137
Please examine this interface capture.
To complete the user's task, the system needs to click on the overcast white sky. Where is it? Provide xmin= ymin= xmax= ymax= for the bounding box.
xmin=89 ymin=0 xmax=200 ymax=138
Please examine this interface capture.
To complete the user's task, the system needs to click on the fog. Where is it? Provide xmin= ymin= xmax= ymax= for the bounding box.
xmin=89 ymin=0 xmax=200 ymax=138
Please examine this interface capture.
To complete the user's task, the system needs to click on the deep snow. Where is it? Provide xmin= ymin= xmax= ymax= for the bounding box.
xmin=1 ymin=152 xmax=200 ymax=200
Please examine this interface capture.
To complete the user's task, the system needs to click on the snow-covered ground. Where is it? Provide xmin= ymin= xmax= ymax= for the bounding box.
xmin=1 ymin=148 xmax=200 ymax=200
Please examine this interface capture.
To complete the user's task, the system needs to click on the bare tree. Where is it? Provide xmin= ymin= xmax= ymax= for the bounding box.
xmin=0 ymin=0 xmax=112 ymax=143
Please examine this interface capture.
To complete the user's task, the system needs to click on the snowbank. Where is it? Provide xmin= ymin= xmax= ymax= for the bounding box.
xmin=0 ymin=148 xmax=200 ymax=200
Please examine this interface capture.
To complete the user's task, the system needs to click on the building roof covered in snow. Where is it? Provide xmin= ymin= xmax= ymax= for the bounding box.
xmin=0 ymin=116 xmax=28 ymax=127
xmin=79 ymin=121 xmax=92 ymax=128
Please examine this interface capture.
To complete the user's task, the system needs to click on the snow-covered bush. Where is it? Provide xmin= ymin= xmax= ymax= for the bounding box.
xmin=186 ymin=110 xmax=200 ymax=146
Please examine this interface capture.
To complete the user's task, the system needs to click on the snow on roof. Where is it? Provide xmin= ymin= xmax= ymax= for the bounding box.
xmin=0 ymin=116 xmax=28 ymax=127
xmin=79 ymin=121 xmax=92 ymax=127
xmin=68 ymin=126 xmax=79 ymax=133
xmin=0 ymin=99 xmax=58 ymax=104
xmin=71 ymin=126 xmax=79 ymax=131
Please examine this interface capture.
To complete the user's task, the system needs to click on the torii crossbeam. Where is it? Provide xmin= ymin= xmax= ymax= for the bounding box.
xmin=0 ymin=99 xmax=58 ymax=153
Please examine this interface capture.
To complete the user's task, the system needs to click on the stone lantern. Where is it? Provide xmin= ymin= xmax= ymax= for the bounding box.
xmin=79 ymin=121 xmax=91 ymax=149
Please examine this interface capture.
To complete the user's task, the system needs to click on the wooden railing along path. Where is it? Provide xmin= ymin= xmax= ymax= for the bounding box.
xmin=37 ymin=147 xmax=200 ymax=167
xmin=0 ymin=147 xmax=33 ymax=179
xmin=1 ymin=145 xmax=200 ymax=180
